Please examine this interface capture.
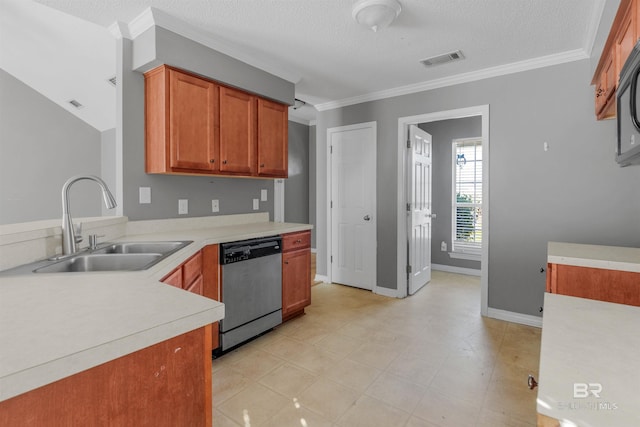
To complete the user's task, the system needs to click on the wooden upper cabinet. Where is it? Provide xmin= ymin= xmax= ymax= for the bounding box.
xmin=219 ymin=86 xmax=257 ymax=175
xmin=257 ymin=98 xmax=288 ymax=177
xmin=145 ymin=65 xmax=219 ymax=174
xmin=145 ymin=64 xmax=289 ymax=178
xmin=593 ymin=0 xmax=640 ymax=120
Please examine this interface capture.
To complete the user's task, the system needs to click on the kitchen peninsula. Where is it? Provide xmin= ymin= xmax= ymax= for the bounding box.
xmin=0 ymin=213 xmax=312 ymax=425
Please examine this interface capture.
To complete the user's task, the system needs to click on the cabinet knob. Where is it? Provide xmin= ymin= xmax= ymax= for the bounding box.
xmin=210 ymin=159 xmax=215 ymax=163
xmin=284 ymin=260 xmax=289 ymax=265
xmin=295 ymin=239 xmax=302 ymax=243
xmin=260 ymin=163 xmax=265 ymax=168
xmin=222 ymin=160 xmax=228 ymax=165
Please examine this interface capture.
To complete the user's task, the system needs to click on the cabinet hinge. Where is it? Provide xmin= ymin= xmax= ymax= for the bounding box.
xmin=406 ymin=265 xmax=412 ymax=274
xmin=407 ymin=138 xmax=411 ymax=149
xmin=331 ymin=255 xmax=333 ymax=263
xmin=331 ymin=200 xmax=333 ymax=209
xmin=406 ymin=203 xmax=411 ymax=212
xmin=330 ymin=145 xmax=333 ymax=154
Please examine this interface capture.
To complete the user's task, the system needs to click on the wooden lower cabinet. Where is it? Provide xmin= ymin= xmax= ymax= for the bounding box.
xmin=161 ymin=251 xmax=203 ymax=296
xmin=546 ymin=263 xmax=640 ymax=306
xmin=282 ymin=231 xmax=311 ymax=321
xmin=202 ymin=244 xmax=221 ymax=351
xmin=0 ymin=326 xmax=212 ymax=427
xmin=537 ymin=413 xmax=560 ymax=427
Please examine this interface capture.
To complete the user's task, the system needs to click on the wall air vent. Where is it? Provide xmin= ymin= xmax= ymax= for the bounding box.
xmin=420 ymin=50 xmax=465 ymax=67
xmin=107 ymin=76 xmax=117 ymax=87
xmin=68 ymin=99 xmax=83 ymax=109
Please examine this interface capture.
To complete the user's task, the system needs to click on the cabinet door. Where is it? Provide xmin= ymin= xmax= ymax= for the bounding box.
xmin=169 ymin=69 xmax=219 ymax=172
xmin=282 ymin=248 xmax=311 ymax=319
xmin=257 ymin=98 xmax=288 ymax=177
xmin=162 ymin=267 xmax=183 ymax=288
xmin=615 ymin=0 xmax=637 ymax=77
xmin=202 ymin=245 xmax=220 ymax=350
xmin=596 ymin=50 xmax=617 ymax=119
xmin=219 ymin=86 xmax=257 ymax=175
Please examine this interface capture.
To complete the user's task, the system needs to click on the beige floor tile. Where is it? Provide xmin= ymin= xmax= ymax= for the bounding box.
xmin=337 ymin=395 xmax=410 ymax=427
xmin=213 ymin=409 xmax=242 ymax=427
xmin=258 ymin=363 xmax=318 ymax=398
xmin=217 ymin=383 xmax=290 ymax=427
xmin=348 ymin=341 xmax=402 ymax=370
xmin=260 ymin=335 xmax=314 ymax=361
xmin=262 ymin=401 xmax=333 ymax=427
xmin=213 ymin=368 xmax=251 ymax=406
xmin=297 ymin=377 xmax=360 ymax=421
xmin=496 ymin=343 xmax=541 ymax=373
xmin=287 ymin=346 xmax=343 ymax=375
xmin=412 ymin=389 xmax=481 ymax=427
xmin=404 ymin=416 xmax=441 ymax=427
xmin=314 ymin=331 xmax=366 ymax=356
xmin=385 ymin=353 xmax=440 ymax=388
xmin=288 ymin=321 xmax=332 ymax=344
xmin=428 ymin=362 xmax=491 ymax=407
xmin=365 ymin=372 xmax=428 ymax=413
xmin=483 ymin=381 xmax=538 ymax=423
xmin=230 ymin=349 xmax=285 ymax=380
xmin=477 ymin=408 xmax=536 ymax=427
xmin=324 ymin=357 xmax=382 ymax=392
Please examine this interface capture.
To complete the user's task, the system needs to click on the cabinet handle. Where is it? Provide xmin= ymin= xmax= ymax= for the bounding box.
xmin=295 ymin=239 xmax=302 ymax=243
xmin=222 ymin=160 xmax=228 ymax=165
xmin=596 ymin=88 xmax=604 ymax=97
xmin=260 ymin=163 xmax=265 ymax=168
xmin=210 ymin=159 xmax=215 ymax=163
xmin=284 ymin=260 xmax=289 ymax=264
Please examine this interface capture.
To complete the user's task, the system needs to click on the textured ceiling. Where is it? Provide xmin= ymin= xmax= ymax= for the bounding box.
xmin=2 ymin=0 xmax=607 ymax=129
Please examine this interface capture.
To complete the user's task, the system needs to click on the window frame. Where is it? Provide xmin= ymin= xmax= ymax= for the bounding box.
xmin=450 ymin=137 xmax=482 ymax=260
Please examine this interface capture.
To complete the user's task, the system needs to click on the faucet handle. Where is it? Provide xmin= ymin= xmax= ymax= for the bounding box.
xmin=88 ymin=234 xmax=105 ymax=250
xmin=74 ymin=223 xmax=83 ymax=244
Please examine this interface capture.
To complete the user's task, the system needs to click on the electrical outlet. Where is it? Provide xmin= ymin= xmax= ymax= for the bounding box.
xmin=211 ymin=199 xmax=219 ymax=213
xmin=253 ymin=198 xmax=259 ymax=210
xmin=261 ymin=189 xmax=268 ymax=201
xmin=441 ymin=241 xmax=447 ymax=252
xmin=178 ymin=199 xmax=188 ymax=215
xmin=139 ymin=187 xmax=151 ymax=204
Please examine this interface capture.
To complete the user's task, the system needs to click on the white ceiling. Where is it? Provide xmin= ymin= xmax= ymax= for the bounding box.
xmin=1 ymin=0 xmax=607 ymax=130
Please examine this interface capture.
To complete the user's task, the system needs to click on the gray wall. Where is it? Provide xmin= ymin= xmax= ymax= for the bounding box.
xmin=419 ymin=116 xmax=482 ymax=270
xmin=316 ymin=58 xmax=640 ymax=316
xmin=116 ymin=29 xmax=290 ymax=221
xmin=309 ymin=125 xmax=317 ymax=248
xmin=285 ymin=121 xmax=309 ymax=224
xmin=101 ymin=128 xmax=117 ymax=216
xmin=0 ymin=68 xmax=103 ymax=224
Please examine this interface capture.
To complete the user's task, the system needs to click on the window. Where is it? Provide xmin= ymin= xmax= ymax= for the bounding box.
xmin=452 ymin=138 xmax=482 ymax=258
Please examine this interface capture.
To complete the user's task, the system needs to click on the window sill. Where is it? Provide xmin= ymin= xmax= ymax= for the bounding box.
xmin=449 ymin=251 xmax=481 ymax=262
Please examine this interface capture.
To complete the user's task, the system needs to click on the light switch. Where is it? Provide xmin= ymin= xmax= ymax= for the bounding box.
xmin=253 ymin=198 xmax=259 ymax=210
xmin=212 ymin=199 xmax=219 ymax=213
xmin=178 ymin=199 xmax=188 ymax=215
xmin=139 ymin=187 xmax=151 ymax=204
xmin=261 ymin=189 xmax=268 ymax=202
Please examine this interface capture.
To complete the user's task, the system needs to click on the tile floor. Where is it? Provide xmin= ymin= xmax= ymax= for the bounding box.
xmin=212 ymin=271 xmax=541 ymax=427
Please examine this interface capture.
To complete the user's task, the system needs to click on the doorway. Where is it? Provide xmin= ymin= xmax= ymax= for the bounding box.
xmin=326 ymin=122 xmax=377 ymax=291
xmin=397 ymin=106 xmax=489 ymax=316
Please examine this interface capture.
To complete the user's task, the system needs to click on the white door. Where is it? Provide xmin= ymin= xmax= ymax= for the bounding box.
xmin=408 ymin=125 xmax=432 ymax=295
xmin=329 ymin=123 xmax=376 ymax=290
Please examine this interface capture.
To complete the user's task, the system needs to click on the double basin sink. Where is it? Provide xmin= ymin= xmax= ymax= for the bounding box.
xmin=34 ymin=241 xmax=192 ymax=273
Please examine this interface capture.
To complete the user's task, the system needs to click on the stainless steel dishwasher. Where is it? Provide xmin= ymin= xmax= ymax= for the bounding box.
xmin=219 ymin=236 xmax=282 ymax=351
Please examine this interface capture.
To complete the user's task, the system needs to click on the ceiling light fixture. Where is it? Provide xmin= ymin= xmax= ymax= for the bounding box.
xmin=352 ymin=0 xmax=402 ymax=32
xmin=293 ymin=98 xmax=307 ymax=110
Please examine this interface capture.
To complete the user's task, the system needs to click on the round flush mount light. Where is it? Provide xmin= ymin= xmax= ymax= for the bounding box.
xmin=352 ymin=0 xmax=402 ymax=32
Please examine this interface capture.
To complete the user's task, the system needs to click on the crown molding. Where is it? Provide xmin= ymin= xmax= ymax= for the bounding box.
xmin=315 ymin=48 xmax=589 ymax=111
xmin=122 ymin=7 xmax=301 ymax=84
xmin=108 ymin=21 xmax=132 ymax=39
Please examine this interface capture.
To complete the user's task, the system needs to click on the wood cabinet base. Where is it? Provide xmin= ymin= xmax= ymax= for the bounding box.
xmin=0 ymin=326 xmax=212 ymax=427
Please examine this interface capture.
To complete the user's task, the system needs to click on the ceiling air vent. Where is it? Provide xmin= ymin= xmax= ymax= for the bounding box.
xmin=68 ymin=99 xmax=83 ymax=109
xmin=107 ymin=76 xmax=117 ymax=87
xmin=420 ymin=50 xmax=465 ymax=67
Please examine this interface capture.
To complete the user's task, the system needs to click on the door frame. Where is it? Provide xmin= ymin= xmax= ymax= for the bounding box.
xmin=396 ymin=105 xmax=490 ymax=317
xmin=326 ymin=121 xmax=378 ymax=292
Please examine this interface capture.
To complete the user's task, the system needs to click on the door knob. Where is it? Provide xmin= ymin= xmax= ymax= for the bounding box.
xmin=363 ymin=215 xmax=371 ymax=221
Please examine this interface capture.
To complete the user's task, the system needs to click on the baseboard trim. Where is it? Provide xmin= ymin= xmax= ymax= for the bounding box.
xmin=432 ymin=263 xmax=481 ymax=277
xmin=487 ymin=307 xmax=542 ymax=328
xmin=374 ymin=286 xmax=400 ymax=298
xmin=314 ymin=274 xmax=329 ymax=283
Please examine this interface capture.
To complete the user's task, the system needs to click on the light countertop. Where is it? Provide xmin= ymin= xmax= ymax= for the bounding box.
xmin=0 ymin=217 xmax=312 ymax=401
xmin=537 ymin=293 xmax=640 ymax=426
xmin=547 ymin=242 xmax=640 ymax=273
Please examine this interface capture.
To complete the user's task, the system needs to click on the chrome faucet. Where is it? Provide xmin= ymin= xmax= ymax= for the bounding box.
xmin=61 ymin=175 xmax=117 ymax=255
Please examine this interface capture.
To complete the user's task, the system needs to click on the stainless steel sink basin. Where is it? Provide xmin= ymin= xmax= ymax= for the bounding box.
xmin=34 ymin=253 xmax=163 ymax=273
xmin=93 ymin=241 xmax=192 ymax=256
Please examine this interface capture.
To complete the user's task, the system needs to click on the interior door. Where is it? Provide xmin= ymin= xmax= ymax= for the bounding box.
xmin=330 ymin=123 xmax=376 ymax=290
xmin=408 ymin=125 xmax=432 ymax=295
